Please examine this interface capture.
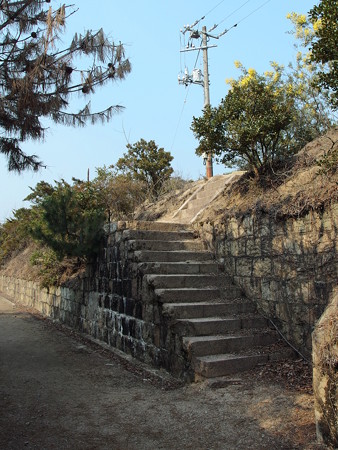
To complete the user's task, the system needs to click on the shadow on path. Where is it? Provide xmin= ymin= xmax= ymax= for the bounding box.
xmin=0 ymin=296 xmax=324 ymax=450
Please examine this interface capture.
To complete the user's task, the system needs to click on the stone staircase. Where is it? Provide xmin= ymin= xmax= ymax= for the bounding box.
xmin=168 ymin=172 xmax=244 ymax=224
xmin=128 ymin=221 xmax=294 ymax=381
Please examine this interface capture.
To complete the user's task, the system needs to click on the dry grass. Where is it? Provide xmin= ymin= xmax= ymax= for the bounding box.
xmin=198 ymin=127 xmax=338 ymax=223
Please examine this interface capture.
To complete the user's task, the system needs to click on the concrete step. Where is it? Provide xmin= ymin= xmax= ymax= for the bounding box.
xmin=156 ymin=287 xmax=243 ymax=303
xmin=123 ymin=229 xmax=196 ymax=241
xmin=172 ymin=316 xmax=270 ymax=336
xmin=186 ymin=197 xmax=211 ymax=211
xmin=133 ymin=250 xmax=213 ymax=263
xmin=193 ymin=182 xmax=226 ymax=201
xmin=138 ymin=261 xmax=221 ymax=275
xmin=162 ymin=300 xmax=256 ymax=319
xmin=168 ymin=173 xmax=245 ymax=225
xmin=172 ymin=209 xmax=200 ymax=222
xmin=194 ymin=346 xmax=295 ymax=378
xmin=195 ymin=190 xmax=220 ymax=201
xmin=123 ymin=221 xmax=190 ymax=232
xmin=146 ymin=274 xmax=228 ymax=289
xmin=155 ymin=288 xmax=221 ymax=303
xmin=119 ymin=217 xmax=297 ymax=382
xmin=128 ymin=239 xmax=205 ymax=252
xmin=183 ymin=332 xmax=279 ymax=357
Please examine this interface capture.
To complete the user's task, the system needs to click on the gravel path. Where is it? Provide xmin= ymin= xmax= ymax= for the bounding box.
xmin=0 ymin=296 xmax=325 ymax=450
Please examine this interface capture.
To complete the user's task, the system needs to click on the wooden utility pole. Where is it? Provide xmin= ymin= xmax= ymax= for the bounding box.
xmin=201 ymin=26 xmax=213 ymax=179
xmin=202 ymin=26 xmax=210 ymax=107
xmin=179 ymin=24 xmax=218 ymax=179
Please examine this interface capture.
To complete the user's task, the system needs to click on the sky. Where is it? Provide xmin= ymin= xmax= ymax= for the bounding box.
xmin=0 ymin=0 xmax=316 ymax=222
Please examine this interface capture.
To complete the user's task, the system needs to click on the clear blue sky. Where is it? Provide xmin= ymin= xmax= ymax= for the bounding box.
xmin=0 ymin=0 xmax=316 ymax=222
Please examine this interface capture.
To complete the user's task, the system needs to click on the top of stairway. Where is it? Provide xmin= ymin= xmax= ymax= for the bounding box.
xmin=158 ymin=171 xmax=245 ymax=224
xmin=104 ymin=171 xmax=245 ymax=233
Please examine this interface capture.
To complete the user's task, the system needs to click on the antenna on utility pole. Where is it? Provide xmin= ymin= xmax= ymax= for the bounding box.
xmin=179 ymin=23 xmax=221 ymax=179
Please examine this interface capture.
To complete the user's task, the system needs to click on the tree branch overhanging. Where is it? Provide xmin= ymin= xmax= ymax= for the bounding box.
xmin=0 ymin=0 xmax=131 ymax=172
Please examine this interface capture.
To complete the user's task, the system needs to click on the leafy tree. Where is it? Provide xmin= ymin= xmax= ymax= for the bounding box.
xmin=115 ymin=139 xmax=174 ymax=199
xmin=285 ymin=11 xmax=337 ymax=173
xmin=189 ymin=105 xmax=227 ymax=161
xmin=26 ymin=179 xmax=106 ymax=259
xmin=287 ymin=7 xmax=337 ymax=109
xmin=192 ymin=60 xmax=334 ymax=178
xmin=0 ymin=1 xmax=131 ymax=172
xmin=192 ymin=64 xmax=297 ymax=177
xmin=93 ymin=166 xmax=147 ymax=221
xmin=308 ymin=0 xmax=338 ymax=108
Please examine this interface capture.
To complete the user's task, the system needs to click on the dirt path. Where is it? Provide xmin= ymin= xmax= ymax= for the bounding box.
xmin=0 ymin=296 xmax=325 ymax=450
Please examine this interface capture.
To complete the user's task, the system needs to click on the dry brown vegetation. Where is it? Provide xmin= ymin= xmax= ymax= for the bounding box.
xmin=133 ymin=127 xmax=337 ymax=224
xmin=198 ymin=127 xmax=338 ymax=223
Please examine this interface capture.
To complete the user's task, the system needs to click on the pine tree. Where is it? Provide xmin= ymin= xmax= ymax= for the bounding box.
xmin=0 ymin=0 xmax=131 ymax=172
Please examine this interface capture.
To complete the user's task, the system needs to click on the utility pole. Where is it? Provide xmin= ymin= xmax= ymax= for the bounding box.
xmin=179 ymin=24 xmax=220 ymax=179
xmin=201 ymin=26 xmax=213 ymax=178
xmin=202 ymin=26 xmax=210 ymax=107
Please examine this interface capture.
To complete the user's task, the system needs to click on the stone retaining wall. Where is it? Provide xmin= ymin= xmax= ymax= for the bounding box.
xmin=1 ymin=206 xmax=337 ymax=366
xmin=0 ymin=222 xmax=162 ymax=368
xmin=194 ymin=203 xmax=338 ymax=357
xmin=312 ymin=288 xmax=338 ymax=448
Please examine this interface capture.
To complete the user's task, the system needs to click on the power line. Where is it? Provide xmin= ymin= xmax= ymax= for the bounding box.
xmin=208 ymin=0 xmax=275 ymax=39
xmin=204 ymin=0 xmax=227 ymax=18
xmin=193 ymin=48 xmax=201 ymax=70
xmin=215 ymin=0 xmax=252 ymax=28
xmin=170 ymin=85 xmax=191 ymax=152
xmin=184 ymin=0 xmax=252 ymax=34
xmin=188 ymin=0 xmax=274 ymax=38
xmin=236 ymin=0 xmax=274 ymax=26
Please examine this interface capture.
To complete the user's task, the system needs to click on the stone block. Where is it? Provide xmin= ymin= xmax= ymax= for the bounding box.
xmin=134 ymin=301 xmax=143 ymax=320
xmin=242 ymin=215 xmax=254 ymax=235
xmin=103 ymin=294 xmax=110 ymax=309
xmin=141 ymin=322 xmax=154 ymax=344
xmin=261 ymin=280 xmax=274 ymax=302
xmin=252 ymin=258 xmax=272 ymax=277
xmin=317 ymin=234 xmax=335 ymax=253
xmin=245 ymin=238 xmax=262 ymax=257
xmin=235 ymin=258 xmax=253 ymax=277
xmin=153 ymin=325 xmax=161 ymax=348
xmin=216 ymin=240 xmax=226 ymax=257
xmin=271 ymin=258 xmax=284 ymax=278
xmin=108 ymin=330 xmax=117 ymax=347
xmin=121 ymin=297 xmax=133 ymax=316
xmin=271 ymin=235 xmax=284 ymax=255
xmin=228 ymin=240 xmax=239 ymax=257
xmin=227 ymin=218 xmax=240 ymax=239
xmin=105 ymin=311 xmax=112 ymax=328
xmin=283 ymin=238 xmax=303 ymax=255
xmin=110 ymin=294 xmax=119 ymax=311
xmin=257 ymin=223 xmax=271 ymax=237
xmin=80 ymin=305 xmax=86 ymax=317
xmin=275 ymin=302 xmax=292 ymax=323
xmin=122 ymin=278 xmax=132 ymax=298
xmin=114 ymin=279 xmax=122 ymax=296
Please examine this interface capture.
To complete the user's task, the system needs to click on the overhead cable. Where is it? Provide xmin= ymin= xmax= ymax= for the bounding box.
xmin=212 ymin=0 xmax=252 ymax=30
xmin=187 ymin=0 xmax=251 ymax=34
xmin=204 ymin=0 xmax=227 ymax=18
xmin=170 ymin=85 xmax=191 ymax=152
xmin=236 ymin=0 xmax=274 ymax=26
